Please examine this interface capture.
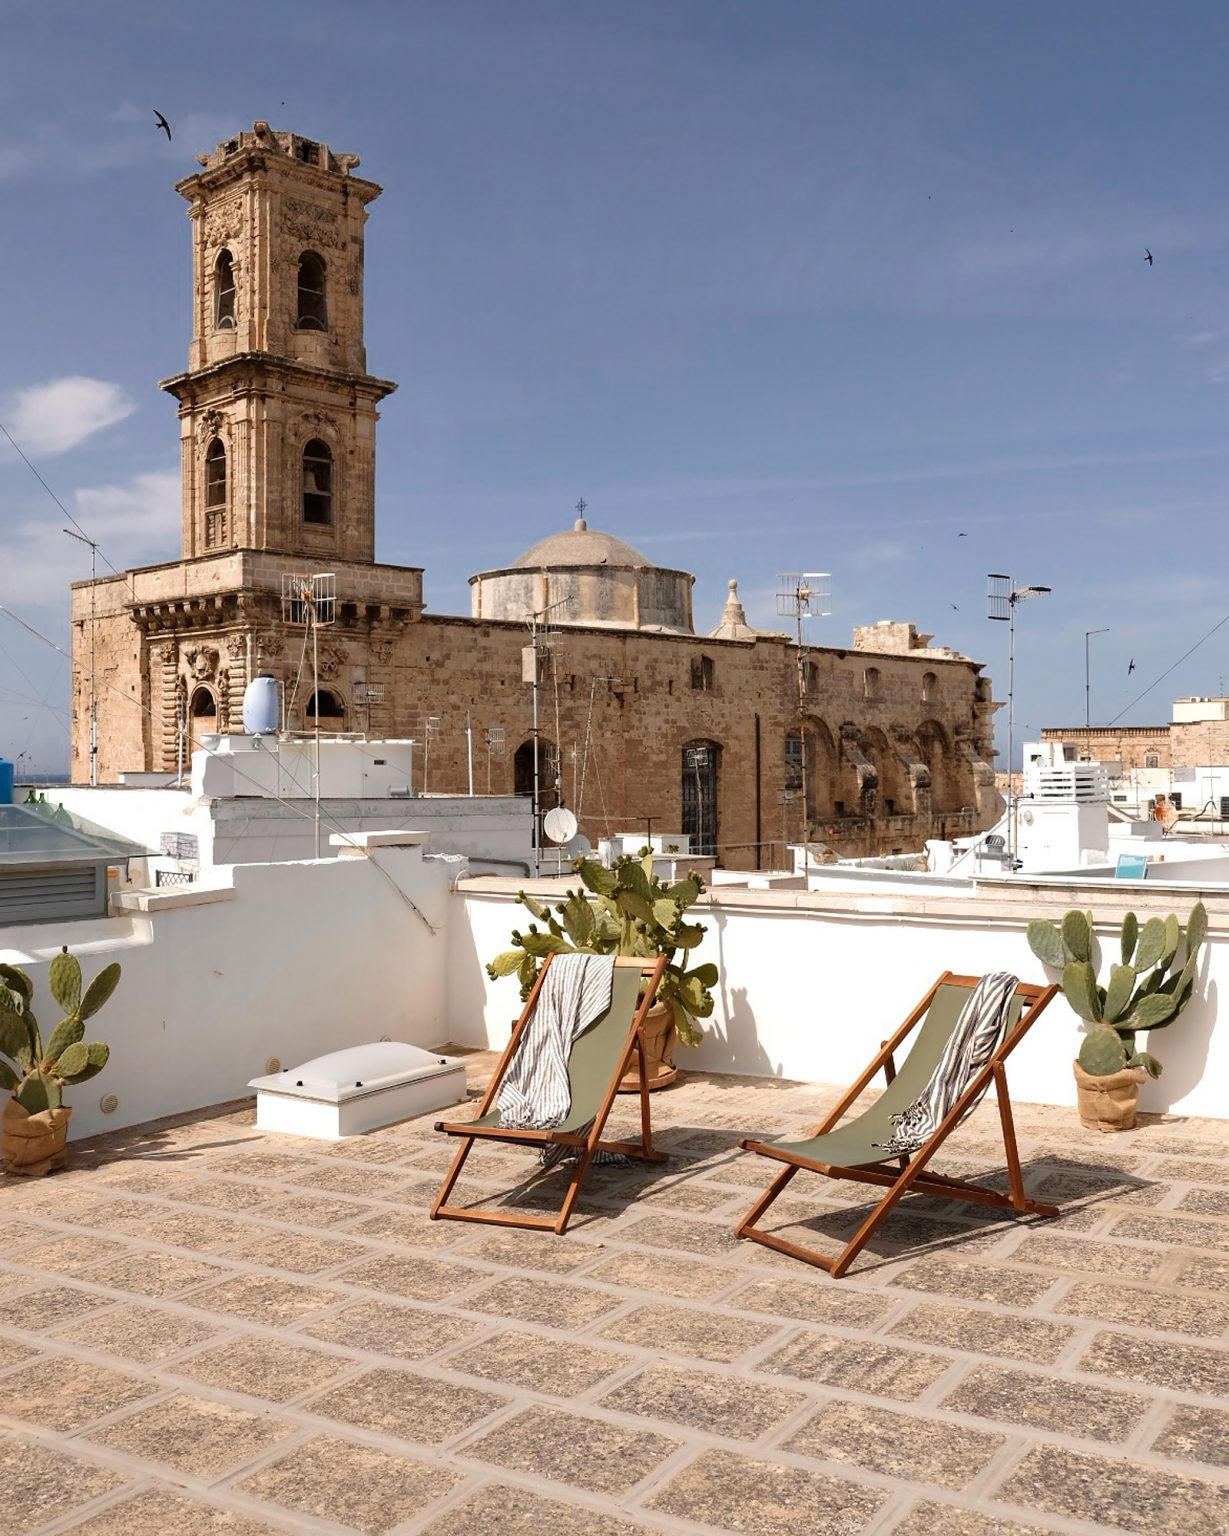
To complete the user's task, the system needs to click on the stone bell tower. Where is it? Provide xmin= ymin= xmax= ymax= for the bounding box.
xmin=160 ymin=121 xmax=396 ymax=562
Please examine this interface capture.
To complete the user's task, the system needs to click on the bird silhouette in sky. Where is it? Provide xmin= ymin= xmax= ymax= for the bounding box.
xmin=957 ymin=532 xmax=967 ymax=538
xmin=1144 ymin=249 xmax=1153 ymax=266
xmin=1128 ymin=658 xmax=1137 ymax=674
xmin=950 ymin=603 xmax=959 ymax=611
xmin=154 ymin=110 xmax=172 ymax=141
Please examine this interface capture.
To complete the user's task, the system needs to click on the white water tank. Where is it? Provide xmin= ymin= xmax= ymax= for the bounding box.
xmin=242 ymin=674 xmax=280 ymax=735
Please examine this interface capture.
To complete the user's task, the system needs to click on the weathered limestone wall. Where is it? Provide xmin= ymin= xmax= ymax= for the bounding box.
xmin=1040 ymin=726 xmax=1172 ymax=770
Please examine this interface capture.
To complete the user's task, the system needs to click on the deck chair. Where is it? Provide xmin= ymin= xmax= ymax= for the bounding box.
xmin=431 ymin=954 xmax=669 ymax=1234
xmin=734 ymin=971 xmax=1059 ymax=1277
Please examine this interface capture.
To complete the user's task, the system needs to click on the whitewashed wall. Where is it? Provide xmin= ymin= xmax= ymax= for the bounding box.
xmin=0 ymin=839 xmax=456 ymax=1140
xmin=451 ymin=879 xmax=1229 ymax=1121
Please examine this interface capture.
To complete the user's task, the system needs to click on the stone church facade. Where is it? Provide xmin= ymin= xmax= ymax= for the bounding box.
xmin=72 ymin=122 xmax=1002 ymax=867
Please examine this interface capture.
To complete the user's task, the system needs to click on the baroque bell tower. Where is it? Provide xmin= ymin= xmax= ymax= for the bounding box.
xmin=161 ymin=122 xmax=396 ymax=562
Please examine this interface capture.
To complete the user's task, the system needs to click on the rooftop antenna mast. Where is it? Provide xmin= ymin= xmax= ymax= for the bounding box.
xmin=777 ymin=572 xmax=831 ymax=871
xmin=63 ymin=529 xmax=98 ymax=786
xmin=988 ymin=574 xmax=1051 ymax=866
xmin=282 ymin=571 xmax=336 ymax=856
xmin=525 ymin=592 xmax=572 ymax=876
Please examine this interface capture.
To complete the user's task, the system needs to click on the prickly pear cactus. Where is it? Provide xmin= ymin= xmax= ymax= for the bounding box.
xmin=1078 ymin=1029 xmax=1129 ymax=1077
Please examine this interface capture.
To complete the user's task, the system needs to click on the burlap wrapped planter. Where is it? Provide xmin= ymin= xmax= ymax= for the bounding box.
xmin=1073 ymin=1060 xmax=1147 ymax=1133
xmin=2 ymin=1099 xmax=71 ymax=1177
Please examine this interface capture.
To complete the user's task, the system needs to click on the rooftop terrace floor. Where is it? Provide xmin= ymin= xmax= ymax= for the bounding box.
xmin=1 ymin=1064 xmax=1228 ymax=1536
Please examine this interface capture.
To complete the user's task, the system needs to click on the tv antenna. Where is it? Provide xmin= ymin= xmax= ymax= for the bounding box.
xmin=988 ymin=574 xmax=1051 ymax=865
xmin=281 ymin=572 xmax=337 ymax=855
xmin=482 ymin=724 xmax=505 ymax=795
xmin=525 ymin=595 xmax=572 ymax=874
xmin=415 ymin=713 xmax=442 ymax=793
xmin=63 ymin=529 xmax=99 ymax=785
xmin=777 ymin=573 xmax=831 ymax=869
xmin=354 ymin=681 xmax=384 ymax=737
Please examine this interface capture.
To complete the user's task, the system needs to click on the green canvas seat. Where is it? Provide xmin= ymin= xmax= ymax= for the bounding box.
xmin=735 ymin=970 xmax=1058 ymax=1277
xmin=431 ymin=954 xmax=668 ymax=1235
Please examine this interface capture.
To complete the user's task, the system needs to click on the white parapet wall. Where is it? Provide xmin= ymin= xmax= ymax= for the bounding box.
xmin=0 ymin=833 xmax=457 ymax=1140
xmin=450 ymin=876 xmax=1229 ymax=1121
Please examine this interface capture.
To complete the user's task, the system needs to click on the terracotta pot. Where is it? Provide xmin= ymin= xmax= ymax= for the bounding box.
xmin=2 ymin=1099 xmax=72 ymax=1178
xmin=618 ymin=1002 xmax=678 ymax=1092
xmin=1073 ymin=1060 xmax=1147 ymax=1133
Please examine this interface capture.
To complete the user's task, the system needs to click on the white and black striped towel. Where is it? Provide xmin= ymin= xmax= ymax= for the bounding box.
xmin=873 ymin=971 xmax=1018 ymax=1157
xmin=497 ymin=953 xmax=616 ymax=1131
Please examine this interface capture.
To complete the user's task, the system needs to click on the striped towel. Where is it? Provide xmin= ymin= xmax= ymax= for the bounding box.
xmin=497 ymin=953 xmax=616 ymax=1131
xmin=873 ymin=972 xmax=1018 ymax=1157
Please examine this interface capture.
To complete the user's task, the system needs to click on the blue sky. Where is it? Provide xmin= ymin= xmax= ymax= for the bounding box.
xmin=4 ymin=0 xmax=1229 ymax=774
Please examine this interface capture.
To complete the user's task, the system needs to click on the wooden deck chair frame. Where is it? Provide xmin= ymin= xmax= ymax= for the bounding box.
xmin=735 ymin=971 xmax=1060 ymax=1278
xmin=431 ymin=954 xmax=669 ymax=1235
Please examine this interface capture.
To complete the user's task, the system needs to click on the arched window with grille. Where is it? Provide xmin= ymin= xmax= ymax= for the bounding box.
xmin=214 ymin=249 xmax=236 ymax=328
xmin=1145 ymin=751 xmax=1159 ymax=769
xmin=296 ymin=251 xmax=327 ymax=330
xmin=203 ymin=437 xmax=227 ymax=548
xmin=302 ymin=440 xmax=333 ymax=524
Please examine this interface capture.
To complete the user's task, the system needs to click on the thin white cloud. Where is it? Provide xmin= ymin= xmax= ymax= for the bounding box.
xmin=0 ymin=469 xmax=179 ymax=606
xmin=5 ymin=376 xmax=136 ymax=456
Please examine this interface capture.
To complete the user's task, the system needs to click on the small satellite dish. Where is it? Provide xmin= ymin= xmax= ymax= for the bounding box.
xmin=543 ymin=806 xmax=579 ymax=844
xmin=563 ymin=832 xmax=592 ymax=860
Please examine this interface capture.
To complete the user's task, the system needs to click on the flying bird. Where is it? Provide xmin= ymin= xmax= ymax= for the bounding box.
xmin=950 ymin=604 xmax=959 ymax=611
xmin=154 ymin=110 xmax=172 ymax=141
xmin=1128 ymin=658 xmax=1136 ymax=674
xmin=1144 ymin=249 xmax=1153 ymax=266
xmin=957 ymin=532 xmax=967 ymax=538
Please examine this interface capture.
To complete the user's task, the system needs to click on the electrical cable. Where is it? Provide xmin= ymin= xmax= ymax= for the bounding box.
xmin=1107 ymin=611 xmax=1229 ymax=726
xmin=0 ymin=417 xmax=129 ymax=584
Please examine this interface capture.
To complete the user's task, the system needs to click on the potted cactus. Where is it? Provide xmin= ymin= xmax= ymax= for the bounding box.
xmin=487 ymin=850 xmax=717 ymax=1089
xmin=0 ymin=948 xmax=117 ymax=1177
xmin=1026 ymin=903 xmax=1206 ymax=1132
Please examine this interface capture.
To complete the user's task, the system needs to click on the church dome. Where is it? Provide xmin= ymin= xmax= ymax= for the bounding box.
xmin=470 ymin=512 xmax=694 ymax=634
xmin=513 ymin=518 xmax=651 ymax=570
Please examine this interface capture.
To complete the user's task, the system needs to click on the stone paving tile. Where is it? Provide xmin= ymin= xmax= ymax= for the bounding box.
xmin=647 ymin=1446 xmax=886 ymax=1534
xmin=346 ymin=1207 xmax=469 ymax=1247
xmin=338 ymin=1252 xmax=486 ymax=1300
xmin=723 ymin=1276 xmax=895 ymax=1337
xmin=1006 ymin=1232 xmax=1167 ymax=1279
xmin=465 ymin=1402 xmax=681 ymax=1494
xmin=11 ymin=1234 xmax=133 ymax=1273
xmin=785 ymin=1398 xmax=1005 ymax=1489
xmin=249 ymin=1192 xmax=378 ymax=1227
xmin=1175 ymin=1252 xmax=1229 ymax=1290
xmin=599 ymin=1360 xmax=809 ymax=1440
xmin=1079 ymin=1329 xmax=1229 ymax=1397
xmin=185 ymin=1272 xmax=340 ymax=1325
xmin=234 ymin=1432 xmax=461 ymax=1534
xmin=890 ymin=1503 xmax=1058 ymax=1536
xmin=1176 ymin=1186 xmax=1229 ymax=1217
xmin=170 ymin=1178 xmax=282 ymax=1211
xmin=1052 ymin=1279 xmax=1229 ymax=1337
xmin=940 ymin=1363 xmax=1151 ymax=1442
xmin=297 ymin=1296 xmax=481 ymax=1360
xmin=171 ymin=1332 xmax=354 ymax=1401
xmin=1154 ymin=1157 xmax=1229 ymax=1184
xmin=302 ymin=1366 xmax=506 ymax=1443
xmin=4 ymin=1280 xmax=113 ymax=1329
xmin=614 ymin=1211 xmax=746 ymax=1259
xmin=598 ymin=1301 xmax=781 ymax=1363
xmin=0 ymin=1333 xmax=36 ymax=1368
xmin=580 ymin=1248 xmax=741 ymax=1299
xmin=52 ymin=1301 xmax=223 ymax=1364
xmin=0 ymin=1434 xmax=129 ymax=1536
xmin=887 ymin=1256 xmax=1058 ymax=1307
xmin=77 ymin=1250 xmax=229 ymax=1298
xmin=996 ymin=1443 xmax=1229 ymax=1535
xmin=445 ymin=1328 xmax=632 ymax=1396
xmin=419 ymin=1483 xmax=650 ymax=1536
xmin=59 ymin=1487 xmax=292 ymax=1536
xmin=229 ymin=1230 xmax=368 ymax=1274
xmin=2 ymin=1356 xmax=158 ymax=1431
xmin=209 ymin=1151 xmax=323 ymax=1180
xmin=464 ymin=1272 xmax=625 ymax=1327
xmin=306 ymin=1162 xmax=429 ymax=1195
xmin=760 ymin=1333 xmax=954 ymax=1400
xmin=888 ymin=1300 xmax=1074 ymax=1364
xmin=87 ymin=1391 xmax=297 ymax=1477
xmin=1110 ymin=1211 xmax=1229 ymax=1251
xmin=453 ymin=1227 xmax=603 ymax=1274
xmin=1149 ymin=1403 xmax=1229 ymax=1468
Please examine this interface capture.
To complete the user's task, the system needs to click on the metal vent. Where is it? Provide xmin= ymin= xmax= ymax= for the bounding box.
xmin=0 ymin=867 xmax=106 ymax=925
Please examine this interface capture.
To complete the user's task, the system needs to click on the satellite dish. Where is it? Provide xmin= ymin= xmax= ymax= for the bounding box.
xmin=562 ymin=832 xmax=592 ymax=860
xmin=543 ymin=806 xmax=579 ymax=844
